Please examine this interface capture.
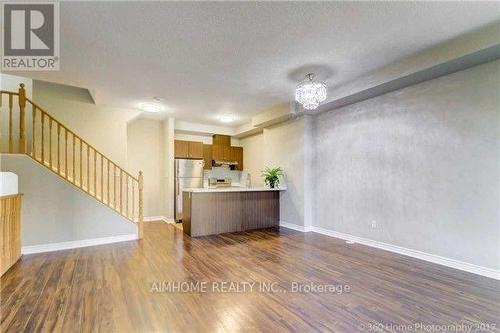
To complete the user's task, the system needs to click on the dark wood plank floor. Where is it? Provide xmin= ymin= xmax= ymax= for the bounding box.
xmin=1 ymin=223 xmax=499 ymax=332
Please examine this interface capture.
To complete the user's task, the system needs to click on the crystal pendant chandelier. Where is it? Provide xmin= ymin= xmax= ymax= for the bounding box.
xmin=295 ymin=73 xmax=327 ymax=110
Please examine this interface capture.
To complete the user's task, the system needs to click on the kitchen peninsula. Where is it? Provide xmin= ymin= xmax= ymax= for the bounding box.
xmin=182 ymin=187 xmax=284 ymax=237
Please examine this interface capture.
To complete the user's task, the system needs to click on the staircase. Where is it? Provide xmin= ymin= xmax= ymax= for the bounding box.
xmin=1 ymin=84 xmax=144 ymax=238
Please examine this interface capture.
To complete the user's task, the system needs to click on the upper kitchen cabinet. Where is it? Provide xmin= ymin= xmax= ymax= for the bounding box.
xmin=175 ymin=140 xmax=204 ymax=159
xmin=223 ymin=146 xmax=232 ymax=161
xmin=212 ymin=134 xmax=231 ymax=147
xmin=211 ymin=145 xmax=243 ymax=169
xmin=233 ymin=146 xmax=243 ymax=170
xmin=188 ymin=134 xmax=243 ymax=169
xmin=174 ymin=140 xmax=189 ymax=158
xmin=212 ymin=145 xmax=224 ymax=161
xmin=203 ymin=144 xmax=213 ymax=169
xmin=188 ymin=141 xmax=204 ymax=159
xmin=213 ymin=145 xmax=234 ymax=162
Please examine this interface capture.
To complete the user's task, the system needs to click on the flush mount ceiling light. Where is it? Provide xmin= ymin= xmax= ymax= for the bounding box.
xmin=295 ymin=73 xmax=327 ymax=110
xmin=218 ymin=114 xmax=235 ymax=123
xmin=140 ymin=102 xmax=163 ymax=113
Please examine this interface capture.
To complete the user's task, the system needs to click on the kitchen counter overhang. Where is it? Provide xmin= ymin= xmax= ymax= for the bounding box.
xmin=182 ymin=187 xmax=284 ymax=237
xmin=183 ymin=186 xmax=285 ymax=193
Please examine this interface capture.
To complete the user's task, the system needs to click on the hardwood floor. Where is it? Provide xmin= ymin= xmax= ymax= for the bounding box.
xmin=1 ymin=223 xmax=499 ymax=332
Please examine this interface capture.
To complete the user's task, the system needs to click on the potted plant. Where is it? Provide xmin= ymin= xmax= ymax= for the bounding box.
xmin=262 ymin=167 xmax=283 ymax=189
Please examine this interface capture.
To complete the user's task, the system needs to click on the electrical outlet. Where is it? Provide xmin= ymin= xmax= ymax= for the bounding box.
xmin=371 ymin=220 xmax=377 ymax=229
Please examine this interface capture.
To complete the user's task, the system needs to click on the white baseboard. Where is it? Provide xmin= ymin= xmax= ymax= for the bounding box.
xmin=22 ymin=234 xmax=137 ymax=254
xmin=279 ymin=221 xmax=312 ymax=232
xmin=144 ymin=216 xmax=175 ymax=223
xmin=279 ymin=222 xmax=499 ymax=280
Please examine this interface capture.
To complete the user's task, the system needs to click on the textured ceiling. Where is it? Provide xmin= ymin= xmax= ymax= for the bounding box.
xmin=12 ymin=1 xmax=499 ymax=125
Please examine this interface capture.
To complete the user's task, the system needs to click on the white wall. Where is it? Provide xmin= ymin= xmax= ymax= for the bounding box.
xmin=174 ymin=120 xmax=235 ymax=137
xmin=1 ymin=155 xmax=136 ymax=246
xmin=240 ymin=133 xmax=265 ymax=186
xmin=33 ymin=80 xmax=139 ymax=166
xmin=127 ymin=119 xmax=166 ymax=217
xmin=0 ymin=172 xmax=18 ymax=196
xmin=3 ymin=76 xmax=144 ymax=168
xmin=314 ymin=60 xmax=500 ymax=270
xmin=264 ymin=117 xmax=311 ymax=227
xmin=175 ymin=133 xmax=212 ymax=144
xmin=127 ymin=117 xmax=176 ymax=220
xmin=1 ymin=73 xmax=33 ymax=98
xmin=164 ymin=118 xmax=175 ymax=220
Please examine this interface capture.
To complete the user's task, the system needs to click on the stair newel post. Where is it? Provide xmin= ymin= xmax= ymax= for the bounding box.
xmin=138 ymin=171 xmax=144 ymax=239
xmin=107 ymin=160 xmax=110 ymax=204
xmin=126 ymin=175 xmax=129 ymax=218
xmin=113 ymin=164 xmax=116 ymax=208
xmin=18 ymin=83 xmax=26 ymax=153
xmin=49 ymin=118 xmax=53 ymax=168
xmin=100 ymin=154 xmax=103 ymax=200
xmin=31 ymin=105 xmax=36 ymax=157
xmin=65 ymin=129 xmax=68 ymax=179
xmin=119 ymin=170 xmax=123 ymax=214
xmin=57 ymin=124 xmax=61 ymax=173
xmin=9 ymin=94 xmax=13 ymax=153
xmin=41 ymin=113 xmax=45 ymax=162
xmin=72 ymin=134 xmax=75 ymax=182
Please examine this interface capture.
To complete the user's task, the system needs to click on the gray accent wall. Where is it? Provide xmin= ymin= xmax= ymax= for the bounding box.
xmin=1 ymin=155 xmax=137 ymax=246
xmin=314 ymin=60 xmax=499 ymax=269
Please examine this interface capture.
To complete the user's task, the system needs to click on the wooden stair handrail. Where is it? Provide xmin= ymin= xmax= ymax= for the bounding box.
xmin=0 ymin=84 xmax=144 ymax=239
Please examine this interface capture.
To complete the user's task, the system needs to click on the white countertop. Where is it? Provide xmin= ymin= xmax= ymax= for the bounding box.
xmin=183 ymin=186 xmax=285 ymax=193
xmin=0 ymin=172 xmax=19 ymax=196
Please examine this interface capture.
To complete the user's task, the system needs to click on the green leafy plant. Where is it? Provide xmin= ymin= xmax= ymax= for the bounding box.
xmin=262 ymin=167 xmax=283 ymax=188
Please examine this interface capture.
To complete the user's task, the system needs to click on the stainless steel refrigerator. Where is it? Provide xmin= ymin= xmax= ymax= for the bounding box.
xmin=175 ymin=159 xmax=204 ymax=221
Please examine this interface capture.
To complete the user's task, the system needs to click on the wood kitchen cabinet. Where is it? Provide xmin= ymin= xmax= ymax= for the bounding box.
xmin=212 ymin=145 xmax=224 ymax=161
xmin=174 ymin=140 xmax=189 ymax=158
xmin=1 ymin=194 xmax=22 ymax=277
xmin=211 ymin=145 xmax=243 ymax=170
xmin=192 ymin=136 xmax=244 ymax=170
xmin=203 ymin=144 xmax=212 ymax=169
xmin=188 ymin=141 xmax=203 ymax=159
xmin=175 ymin=140 xmax=204 ymax=159
xmin=212 ymin=134 xmax=231 ymax=147
xmin=233 ymin=146 xmax=243 ymax=170
xmin=223 ymin=146 xmax=232 ymax=161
